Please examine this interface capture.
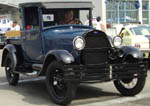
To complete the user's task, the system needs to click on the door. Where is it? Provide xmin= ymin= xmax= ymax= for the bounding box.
xmin=21 ymin=29 xmax=43 ymax=62
xmin=21 ymin=6 xmax=43 ymax=62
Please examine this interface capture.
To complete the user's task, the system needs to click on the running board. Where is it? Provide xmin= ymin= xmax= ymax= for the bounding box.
xmin=26 ymin=71 xmax=39 ymax=76
xmin=13 ymin=63 xmax=43 ymax=77
xmin=32 ymin=64 xmax=43 ymax=71
xmin=13 ymin=70 xmax=40 ymax=77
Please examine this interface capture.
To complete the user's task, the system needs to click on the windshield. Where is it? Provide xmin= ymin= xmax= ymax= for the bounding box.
xmin=130 ymin=26 xmax=150 ymax=35
xmin=42 ymin=8 xmax=91 ymax=28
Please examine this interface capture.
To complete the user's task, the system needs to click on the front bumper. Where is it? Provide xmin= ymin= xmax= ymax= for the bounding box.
xmin=64 ymin=62 xmax=147 ymax=83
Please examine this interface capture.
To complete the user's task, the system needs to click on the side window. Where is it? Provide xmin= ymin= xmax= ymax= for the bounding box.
xmin=24 ymin=7 xmax=39 ymax=30
xmin=43 ymin=14 xmax=54 ymax=26
xmin=42 ymin=9 xmax=58 ymax=27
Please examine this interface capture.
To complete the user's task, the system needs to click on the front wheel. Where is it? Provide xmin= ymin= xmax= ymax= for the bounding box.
xmin=114 ymin=76 xmax=146 ymax=96
xmin=46 ymin=61 xmax=77 ymax=105
xmin=5 ymin=54 xmax=19 ymax=86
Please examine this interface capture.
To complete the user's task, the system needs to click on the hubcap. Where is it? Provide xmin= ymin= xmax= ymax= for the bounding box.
xmin=6 ymin=58 xmax=14 ymax=78
xmin=50 ymin=69 xmax=67 ymax=97
xmin=120 ymin=78 xmax=138 ymax=89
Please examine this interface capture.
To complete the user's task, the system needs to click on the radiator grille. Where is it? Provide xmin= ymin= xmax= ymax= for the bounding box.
xmin=81 ymin=30 xmax=111 ymax=64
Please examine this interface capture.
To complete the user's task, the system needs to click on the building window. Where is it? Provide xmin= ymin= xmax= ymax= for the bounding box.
xmin=142 ymin=0 xmax=149 ymax=24
xmin=106 ymin=0 xmax=139 ymax=24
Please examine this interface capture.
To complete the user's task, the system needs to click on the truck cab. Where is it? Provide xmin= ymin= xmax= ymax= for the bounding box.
xmin=19 ymin=2 xmax=93 ymax=62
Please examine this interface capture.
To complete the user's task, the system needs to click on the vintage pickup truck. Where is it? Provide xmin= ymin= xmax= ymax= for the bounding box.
xmin=1 ymin=1 xmax=148 ymax=105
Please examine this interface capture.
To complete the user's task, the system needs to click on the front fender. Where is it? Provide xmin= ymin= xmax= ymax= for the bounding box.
xmin=121 ymin=46 xmax=144 ymax=61
xmin=45 ymin=50 xmax=75 ymax=64
xmin=1 ymin=44 xmax=17 ymax=67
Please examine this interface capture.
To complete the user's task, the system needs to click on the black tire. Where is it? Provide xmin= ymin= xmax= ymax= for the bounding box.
xmin=5 ymin=54 xmax=19 ymax=86
xmin=114 ymin=77 xmax=146 ymax=96
xmin=46 ymin=61 xmax=76 ymax=105
xmin=114 ymin=56 xmax=146 ymax=96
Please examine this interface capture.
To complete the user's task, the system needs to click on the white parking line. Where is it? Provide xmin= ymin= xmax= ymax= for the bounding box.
xmin=77 ymin=92 xmax=150 ymax=106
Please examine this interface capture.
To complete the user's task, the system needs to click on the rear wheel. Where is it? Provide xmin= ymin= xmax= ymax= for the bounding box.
xmin=46 ymin=61 xmax=76 ymax=105
xmin=5 ymin=54 xmax=19 ymax=86
xmin=114 ymin=57 xmax=146 ymax=96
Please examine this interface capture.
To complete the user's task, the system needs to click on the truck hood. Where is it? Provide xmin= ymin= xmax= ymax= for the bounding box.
xmin=43 ymin=25 xmax=94 ymax=52
xmin=43 ymin=25 xmax=93 ymax=37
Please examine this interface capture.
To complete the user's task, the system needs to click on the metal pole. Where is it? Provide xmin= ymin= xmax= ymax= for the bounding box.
xmin=138 ymin=0 xmax=143 ymax=24
xmin=117 ymin=1 xmax=120 ymax=24
xmin=124 ymin=2 xmax=126 ymax=22
xmin=148 ymin=0 xmax=150 ymax=24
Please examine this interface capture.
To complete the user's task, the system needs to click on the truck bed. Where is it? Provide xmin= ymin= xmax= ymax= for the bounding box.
xmin=6 ymin=37 xmax=21 ymax=45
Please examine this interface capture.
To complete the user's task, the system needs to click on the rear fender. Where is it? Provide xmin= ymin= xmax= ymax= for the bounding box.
xmin=1 ymin=44 xmax=17 ymax=68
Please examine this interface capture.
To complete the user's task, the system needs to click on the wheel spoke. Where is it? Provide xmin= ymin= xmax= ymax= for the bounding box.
xmin=127 ymin=83 xmax=131 ymax=88
xmin=6 ymin=67 xmax=10 ymax=71
xmin=121 ymin=78 xmax=138 ymax=89
xmin=53 ymin=80 xmax=58 ymax=86
xmin=50 ymin=69 xmax=67 ymax=97
xmin=131 ymin=79 xmax=135 ymax=86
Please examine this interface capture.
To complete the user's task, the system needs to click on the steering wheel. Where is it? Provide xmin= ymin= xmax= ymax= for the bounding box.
xmin=68 ymin=19 xmax=82 ymax=25
xmin=74 ymin=19 xmax=82 ymax=25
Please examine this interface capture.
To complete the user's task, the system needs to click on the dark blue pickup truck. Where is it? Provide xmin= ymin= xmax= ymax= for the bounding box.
xmin=1 ymin=1 xmax=148 ymax=105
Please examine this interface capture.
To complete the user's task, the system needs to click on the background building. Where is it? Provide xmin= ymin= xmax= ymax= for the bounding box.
xmin=1 ymin=0 xmax=150 ymax=27
xmin=0 ymin=0 xmax=106 ymax=25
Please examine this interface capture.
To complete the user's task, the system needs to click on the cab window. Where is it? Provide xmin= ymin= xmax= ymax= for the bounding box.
xmin=24 ymin=6 xmax=39 ymax=30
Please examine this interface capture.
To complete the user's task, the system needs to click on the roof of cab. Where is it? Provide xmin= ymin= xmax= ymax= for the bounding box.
xmin=19 ymin=1 xmax=94 ymax=9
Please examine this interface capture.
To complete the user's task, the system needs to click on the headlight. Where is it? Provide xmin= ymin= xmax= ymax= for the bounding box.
xmin=73 ymin=36 xmax=85 ymax=50
xmin=113 ymin=36 xmax=123 ymax=47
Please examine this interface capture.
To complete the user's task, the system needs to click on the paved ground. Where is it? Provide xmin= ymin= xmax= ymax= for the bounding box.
xmin=0 ymin=50 xmax=150 ymax=106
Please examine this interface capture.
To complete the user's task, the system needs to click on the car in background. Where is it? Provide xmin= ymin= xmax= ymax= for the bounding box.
xmin=0 ymin=19 xmax=11 ymax=48
xmin=119 ymin=25 xmax=150 ymax=58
